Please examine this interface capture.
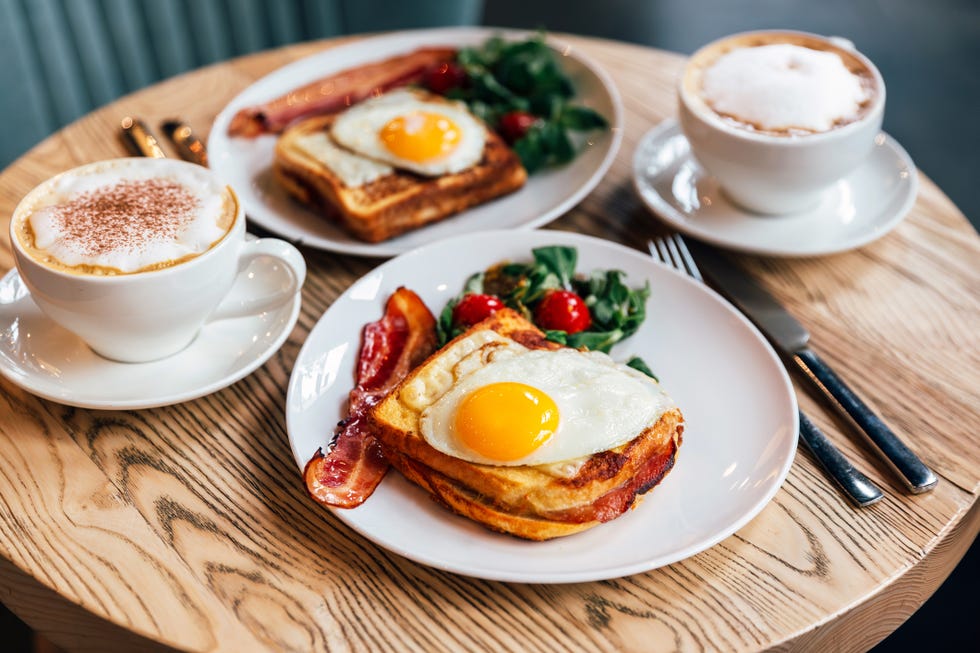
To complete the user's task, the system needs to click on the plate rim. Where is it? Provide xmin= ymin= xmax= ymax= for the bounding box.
xmin=632 ymin=118 xmax=919 ymax=257
xmin=0 ymin=262 xmax=302 ymax=411
xmin=285 ymin=229 xmax=799 ymax=583
xmin=208 ymin=26 xmax=624 ymax=257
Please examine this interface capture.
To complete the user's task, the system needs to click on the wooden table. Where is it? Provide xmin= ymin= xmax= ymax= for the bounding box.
xmin=1 ymin=34 xmax=978 ymax=653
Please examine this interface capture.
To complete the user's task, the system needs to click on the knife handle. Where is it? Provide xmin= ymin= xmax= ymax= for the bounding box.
xmin=161 ymin=119 xmax=209 ymax=166
xmin=120 ymin=116 xmax=166 ymax=158
xmin=793 ymin=348 xmax=938 ymax=493
xmin=797 ymin=410 xmax=883 ymax=507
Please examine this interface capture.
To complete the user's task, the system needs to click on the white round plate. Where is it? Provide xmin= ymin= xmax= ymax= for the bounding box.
xmin=286 ymin=230 xmax=798 ymax=583
xmin=0 ymin=256 xmax=301 ymax=410
xmin=209 ymin=27 xmax=622 ymax=257
xmin=632 ymin=119 xmax=918 ymax=257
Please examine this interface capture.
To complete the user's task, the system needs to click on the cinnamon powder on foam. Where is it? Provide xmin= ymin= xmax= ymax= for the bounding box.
xmin=49 ymin=179 xmax=200 ymax=256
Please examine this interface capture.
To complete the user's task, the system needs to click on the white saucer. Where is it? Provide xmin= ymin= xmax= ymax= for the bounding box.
xmin=632 ymin=119 xmax=918 ymax=257
xmin=0 ymin=265 xmax=301 ymax=410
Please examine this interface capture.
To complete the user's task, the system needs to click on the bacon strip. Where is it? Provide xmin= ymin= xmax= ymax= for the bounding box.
xmin=304 ymin=287 xmax=437 ymax=509
xmin=229 ymin=47 xmax=457 ymax=137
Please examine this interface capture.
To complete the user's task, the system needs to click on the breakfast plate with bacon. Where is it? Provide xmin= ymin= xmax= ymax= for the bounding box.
xmin=285 ymin=230 xmax=798 ymax=583
xmin=208 ymin=28 xmax=622 ymax=257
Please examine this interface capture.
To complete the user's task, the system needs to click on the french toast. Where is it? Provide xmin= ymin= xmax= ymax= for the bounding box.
xmin=368 ymin=308 xmax=684 ymax=540
xmin=273 ymin=112 xmax=527 ymax=243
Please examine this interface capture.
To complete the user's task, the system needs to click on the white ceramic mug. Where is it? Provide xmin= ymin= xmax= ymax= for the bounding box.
xmin=678 ymin=30 xmax=886 ymax=215
xmin=10 ymin=158 xmax=306 ymax=363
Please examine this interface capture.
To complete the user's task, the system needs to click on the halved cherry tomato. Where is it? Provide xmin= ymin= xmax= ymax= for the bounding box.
xmin=497 ymin=111 xmax=538 ymax=144
xmin=425 ymin=62 xmax=468 ymax=94
xmin=534 ymin=290 xmax=592 ymax=334
xmin=452 ymin=293 xmax=504 ymax=328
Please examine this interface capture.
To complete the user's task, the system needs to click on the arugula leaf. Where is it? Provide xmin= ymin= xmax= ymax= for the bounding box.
xmin=559 ymin=105 xmax=609 ymax=131
xmin=436 ymin=247 xmax=659 ymax=378
xmin=436 ymin=300 xmax=457 ymax=345
xmin=566 ymin=328 xmax=625 ymax=353
xmin=447 ymin=34 xmax=608 ymax=174
xmin=532 ymin=246 xmax=576 ymax=289
xmin=543 ymin=329 xmax=568 ymax=346
xmin=625 ymin=356 xmax=659 ymax=381
xmin=462 ymin=271 xmax=484 ymax=294
xmin=435 ymin=272 xmax=487 ymax=345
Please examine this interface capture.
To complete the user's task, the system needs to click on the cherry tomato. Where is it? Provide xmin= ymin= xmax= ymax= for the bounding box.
xmin=497 ymin=111 xmax=538 ymax=144
xmin=452 ymin=293 xmax=504 ymax=328
xmin=534 ymin=290 xmax=592 ymax=334
xmin=425 ymin=62 xmax=467 ymax=94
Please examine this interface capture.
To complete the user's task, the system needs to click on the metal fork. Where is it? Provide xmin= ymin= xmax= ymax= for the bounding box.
xmin=649 ymin=233 xmax=884 ymax=507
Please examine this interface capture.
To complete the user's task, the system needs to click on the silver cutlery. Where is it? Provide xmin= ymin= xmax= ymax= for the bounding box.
xmin=677 ymin=237 xmax=937 ymax=494
xmin=120 ymin=116 xmax=166 ymax=158
xmin=160 ymin=119 xmax=209 ymax=166
xmin=649 ymin=234 xmax=884 ymax=507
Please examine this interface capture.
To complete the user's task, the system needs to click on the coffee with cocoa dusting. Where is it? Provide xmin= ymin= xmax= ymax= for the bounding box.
xmin=13 ymin=159 xmax=236 ymax=276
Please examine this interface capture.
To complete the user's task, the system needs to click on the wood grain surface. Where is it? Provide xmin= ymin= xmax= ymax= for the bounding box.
xmin=1 ymin=34 xmax=978 ymax=653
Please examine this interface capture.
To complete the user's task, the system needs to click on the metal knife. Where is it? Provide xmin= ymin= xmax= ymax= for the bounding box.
xmin=160 ymin=119 xmax=209 ymax=166
xmin=798 ymin=410 xmax=883 ymax=506
xmin=120 ymin=116 xmax=166 ymax=158
xmin=686 ymin=240 xmax=938 ymax=493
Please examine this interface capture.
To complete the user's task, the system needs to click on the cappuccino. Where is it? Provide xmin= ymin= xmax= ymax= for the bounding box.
xmin=10 ymin=157 xmax=306 ymax=363
xmin=684 ymin=33 xmax=879 ymax=137
xmin=13 ymin=158 xmax=236 ymax=276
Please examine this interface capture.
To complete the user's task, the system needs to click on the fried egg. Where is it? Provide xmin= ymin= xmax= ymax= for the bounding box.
xmin=292 ymin=131 xmax=394 ymax=187
xmin=404 ymin=331 xmax=674 ymax=467
xmin=330 ymin=89 xmax=487 ymax=177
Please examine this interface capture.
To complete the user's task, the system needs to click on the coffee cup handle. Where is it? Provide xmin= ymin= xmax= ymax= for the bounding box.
xmin=205 ymin=238 xmax=306 ymax=322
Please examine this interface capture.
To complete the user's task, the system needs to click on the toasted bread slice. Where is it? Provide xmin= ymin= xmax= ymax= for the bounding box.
xmin=273 ymin=112 xmax=527 ymax=243
xmin=384 ymin=447 xmax=597 ymax=540
xmin=368 ymin=308 xmax=684 ymax=540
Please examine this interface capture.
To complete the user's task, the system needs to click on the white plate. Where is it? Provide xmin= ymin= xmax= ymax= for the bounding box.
xmin=209 ymin=27 xmax=622 ymax=257
xmin=286 ymin=230 xmax=798 ymax=583
xmin=0 ymin=258 xmax=301 ymax=410
xmin=632 ymin=119 xmax=918 ymax=257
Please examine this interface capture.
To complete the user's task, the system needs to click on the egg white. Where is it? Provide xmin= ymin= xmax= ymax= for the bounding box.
xmin=330 ymin=89 xmax=487 ymax=177
xmin=292 ymin=131 xmax=394 ymax=187
xmin=413 ymin=332 xmax=674 ymax=467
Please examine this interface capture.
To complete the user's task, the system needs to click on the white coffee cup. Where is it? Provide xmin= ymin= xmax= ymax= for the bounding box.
xmin=9 ymin=158 xmax=306 ymax=363
xmin=678 ymin=30 xmax=886 ymax=215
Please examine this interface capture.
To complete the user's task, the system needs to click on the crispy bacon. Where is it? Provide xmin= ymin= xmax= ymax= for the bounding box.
xmin=304 ymin=287 xmax=437 ymax=509
xmin=229 ymin=47 xmax=457 ymax=137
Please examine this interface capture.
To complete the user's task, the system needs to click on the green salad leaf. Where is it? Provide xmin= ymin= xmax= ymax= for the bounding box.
xmin=448 ymin=34 xmax=609 ymax=173
xmin=437 ymin=246 xmax=658 ymax=379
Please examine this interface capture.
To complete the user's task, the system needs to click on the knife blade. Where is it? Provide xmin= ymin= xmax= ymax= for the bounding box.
xmin=686 ymin=240 xmax=938 ymax=494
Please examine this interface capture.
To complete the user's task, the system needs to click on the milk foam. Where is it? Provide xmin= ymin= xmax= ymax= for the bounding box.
xmin=27 ymin=160 xmax=230 ymax=273
xmin=702 ymin=44 xmax=870 ymax=133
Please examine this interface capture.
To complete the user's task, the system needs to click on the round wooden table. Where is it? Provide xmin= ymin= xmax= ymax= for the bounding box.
xmin=1 ymin=34 xmax=977 ymax=653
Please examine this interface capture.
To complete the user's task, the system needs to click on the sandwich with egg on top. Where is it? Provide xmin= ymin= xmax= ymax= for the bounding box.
xmin=273 ymin=89 xmax=527 ymax=243
xmin=368 ymin=307 xmax=684 ymax=541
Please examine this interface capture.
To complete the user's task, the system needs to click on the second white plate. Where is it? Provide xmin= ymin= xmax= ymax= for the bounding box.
xmin=209 ymin=27 xmax=623 ymax=257
xmin=286 ymin=230 xmax=798 ymax=583
xmin=632 ymin=119 xmax=918 ymax=257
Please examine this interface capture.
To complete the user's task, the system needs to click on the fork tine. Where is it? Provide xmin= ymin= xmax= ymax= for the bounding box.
xmin=670 ymin=234 xmax=704 ymax=283
xmin=653 ymin=238 xmax=672 ymax=268
xmin=649 ymin=234 xmax=705 ymax=283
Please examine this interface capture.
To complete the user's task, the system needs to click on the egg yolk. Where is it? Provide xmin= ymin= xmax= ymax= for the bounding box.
xmin=381 ymin=111 xmax=460 ymax=162
xmin=454 ymin=382 xmax=558 ymax=462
